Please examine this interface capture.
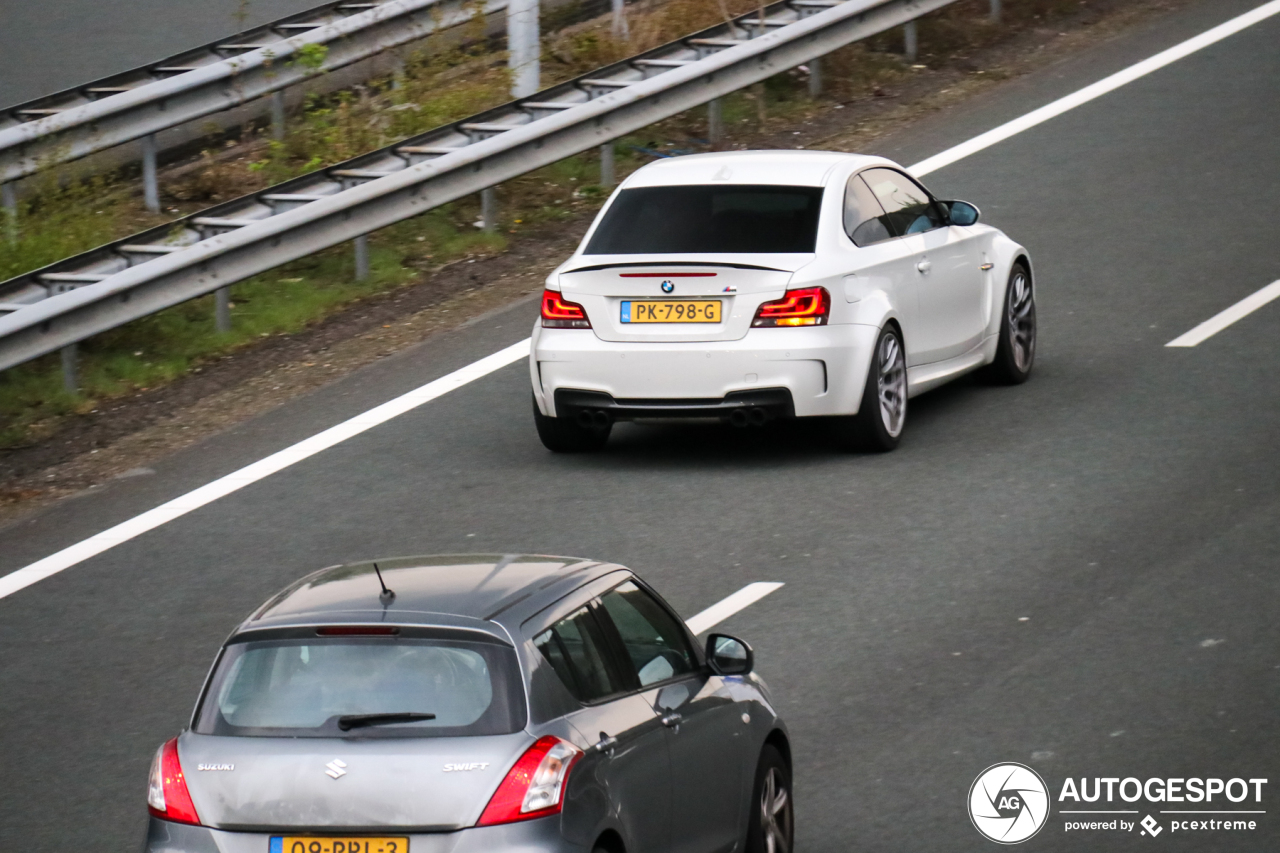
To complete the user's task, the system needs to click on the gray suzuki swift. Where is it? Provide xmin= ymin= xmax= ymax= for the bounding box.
xmin=144 ymin=555 xmax=792 ymax=853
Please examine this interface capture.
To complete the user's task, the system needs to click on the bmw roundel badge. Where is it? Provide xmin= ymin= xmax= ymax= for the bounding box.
xmin=660 ymin=280 xmax=675 ymax=294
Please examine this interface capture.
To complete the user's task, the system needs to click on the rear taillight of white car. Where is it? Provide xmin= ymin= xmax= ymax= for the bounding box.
xmin=477 ymin=736 xmax=583 ymax=826
xmin=752 ymin=286 xmax=831 ymax=327
xmin=541 ymin=290 xmax=591 ymax=329
xmin=147 ymin=738 xmax=202 ymax=825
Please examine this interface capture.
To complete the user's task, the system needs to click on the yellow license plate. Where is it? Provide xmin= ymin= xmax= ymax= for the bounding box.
xmin=621 ymin=300 xmax=722 ymax=323
xmin=272 ymin=837 xmax=408 ymax=853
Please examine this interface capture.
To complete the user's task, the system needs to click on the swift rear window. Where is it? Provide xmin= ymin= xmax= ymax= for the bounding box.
xmin=585 ymin=184 xmax=824 ymax=254
xmin=194 ymin=634 xmax=526 ymax=738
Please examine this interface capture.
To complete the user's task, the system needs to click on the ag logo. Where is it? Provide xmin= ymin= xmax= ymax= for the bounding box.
xmin=968 ymin=763 xmax=1049 ymax=844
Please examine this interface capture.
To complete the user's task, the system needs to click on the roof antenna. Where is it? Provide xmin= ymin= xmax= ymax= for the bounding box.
xmin=372 ymin=562 xmax=395 ymax=605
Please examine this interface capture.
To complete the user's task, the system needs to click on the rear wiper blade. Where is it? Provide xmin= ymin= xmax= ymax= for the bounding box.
xmin=337 ymin=712 xmax=436 ymax=731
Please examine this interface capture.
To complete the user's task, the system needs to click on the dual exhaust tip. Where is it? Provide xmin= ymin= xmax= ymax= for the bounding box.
xmin=575 ymin=409 xmax=613 ymax=430
xmin=728 ymin=407 xmax=769 ymax=428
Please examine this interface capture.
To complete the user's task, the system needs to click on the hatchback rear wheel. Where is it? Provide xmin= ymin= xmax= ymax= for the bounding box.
xmin=746 ymin=745 xmax=793 ymax=853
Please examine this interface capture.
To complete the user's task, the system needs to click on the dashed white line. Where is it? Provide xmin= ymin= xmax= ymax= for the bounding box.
xmin=1165 ymin=279 xmax=1280 ymax=347
xmin=686 ymin=582 xmax=785 ymax=635
xmin=0 ymin=340 xmax=530 ymax=601
xmin=909 ymin=0 xmax=1280 ymax=176
xmin=5 ymin=2 xmax=1280 ymax=601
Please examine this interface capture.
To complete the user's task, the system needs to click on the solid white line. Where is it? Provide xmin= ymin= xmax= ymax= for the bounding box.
xmin=909 ymin=0 xmax=1280 ymax=175
xmin=6 ymin=2 xmax=1280 ymax=602
xmin=1165 ymin=280 xmax=1280 ymax=347
xmin=685 ymin=582 xmax=785 ymax=635
xmin=0 ymin=339 xmax=530 ymax=601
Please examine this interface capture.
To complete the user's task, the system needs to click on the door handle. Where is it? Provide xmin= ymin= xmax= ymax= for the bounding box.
xmin=661 ymin=712 xmax=683 ymax=728
xmin=593 ymin=733 xmax=618 ymax=754
xmin=916 ymin=260 xmax=932 ymax=274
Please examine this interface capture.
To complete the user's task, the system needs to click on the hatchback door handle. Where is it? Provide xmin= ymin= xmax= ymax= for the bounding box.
xmin=916 ymin=260 xmax=932 ymax=274
xmin=661 ymin=712 xmax=683 ymax=728
xmin=593 ymin=734 xmax=618 ymax=753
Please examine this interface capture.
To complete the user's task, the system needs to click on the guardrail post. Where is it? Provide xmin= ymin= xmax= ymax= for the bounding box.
xmin=808 ymin=57 xmax=823 ymax=97
xmin=600 ymin=143 xmax=615 ymax=188
xmin=481 ymin=188 xmax=498 ymax=232
xmin=141 ymin=134 xmax=160 ymax=213
xmin=354 ymin=234 xmax=371 ymax=279
xmin=990 ymin=0 xmax=1001 ymax=23
xmin=60 ymin=344 xmax=79 ymax=393
xmin=270 ymin=90 xmax=287 ymax=141
xmin=215 ymin=287 xmax=232 ymax=332
xmin=611 ymin=0 xmax=629 ymax=40
xmin=1 ymin=182 xmax=15 ymax=244
xmin=507 ymin=0 xmax=540 ymax=98
xmin=904 ymin=20 xmax=918 ymax=62
xmin=708 ymin=98 xmax=723 ymax=144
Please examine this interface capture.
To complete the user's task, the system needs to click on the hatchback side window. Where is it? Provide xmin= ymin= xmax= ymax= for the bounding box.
xmin=859 ymin=168 xmax=945 ymax=237
xmin=534 ymin=605 xmax=624 ymax=704
xmin=844 ymin=172 xmax=893 ymax=247
xmin=599 ymin=582 xmax=695 ymax=687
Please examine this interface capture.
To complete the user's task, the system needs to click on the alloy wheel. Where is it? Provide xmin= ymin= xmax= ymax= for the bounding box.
xmin=877 ymin=332 xmax=906 ymax=437
xmin=759 ymin=767 xmax=792 ymax=853
xmin=1007 ymin=270 xmax=1036 ymax=372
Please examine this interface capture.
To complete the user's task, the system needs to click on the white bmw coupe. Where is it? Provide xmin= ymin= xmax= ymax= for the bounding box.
xmin=529 ymin=150 xmax=1035 ymax=452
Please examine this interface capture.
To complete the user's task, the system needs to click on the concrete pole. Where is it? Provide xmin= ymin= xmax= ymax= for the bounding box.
xmin=610 ymin=0 xmax=629 ymax=40
xmin=481 ymin=188 xmax=498 ymax=232
xmin=1 ymin=181 xmax=16 ymax=244
xmin=600 ymin=142 xmax=615 ymax=188
xmin=270 ymin=90 xmax=287 ymax=141
xmin=708 ymin=98 xmax=723 ymax=145
xmin=808 ymin=57 xmax=823 ymax=98
xmin=354 ymin=234 xmax=371 ymax=279
xmin=990 ymin=0 xmax=1001 ymax=24
xmin=142 ymin=133 xmax=160 ymax=213
xmin=904 ymin=20 xmax=918 ymax=62
xmin=61 ymin=344 xmax=79 ymax=393
xmin=215 ymin=287 xmax=232 ymax=332
xmin=507 ymin=0 xmax=540 ymax=99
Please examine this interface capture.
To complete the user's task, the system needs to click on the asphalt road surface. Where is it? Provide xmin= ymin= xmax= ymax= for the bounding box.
xmin=2 ymin=0 xmax=1279 ymax=850
xmin=0 ymin=0 xmax=328 ymax=107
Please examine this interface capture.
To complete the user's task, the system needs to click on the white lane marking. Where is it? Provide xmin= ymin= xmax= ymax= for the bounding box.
xmin=0 ymin=340 xmax=530 ymax=601
xmin=1165 ymin=280 xmax=1280 ymax=347
xmin=686 ymin=582 xmax=785 ymax=635
xmin=6 ymin=3 xmax=1280 ymax=602
xmin=909 ymin=0 xmax=1280 ymax=176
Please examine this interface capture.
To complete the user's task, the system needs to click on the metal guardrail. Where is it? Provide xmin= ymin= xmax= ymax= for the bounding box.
xmin=0 ymin=0 xmax=508 ymax=190
xmin=0 ymin=0 xmax=959 ymax=374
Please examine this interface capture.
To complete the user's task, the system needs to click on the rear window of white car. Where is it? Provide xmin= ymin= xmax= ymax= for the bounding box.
xmin=193 ymin=633 xmax=526 ymax=738
xmin=586 ymin=184 xmax=824 ymax=254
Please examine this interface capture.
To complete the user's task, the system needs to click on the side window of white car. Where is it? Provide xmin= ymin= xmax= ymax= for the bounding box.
xmin=844 ymin=173 xmax=893 ymax=247
xmin=860 ymin=168 xmax=946 ymax=238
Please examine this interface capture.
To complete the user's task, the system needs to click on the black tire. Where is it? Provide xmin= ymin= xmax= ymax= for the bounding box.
xmin=834 ymin=324 xmax=907 ymax=452
xmin=984 ymin=262 xmax=1035 ymax=384
xmin=746 ymin=744 xmax=793 ymax=853
xmin=532 ymin=394 xmax=611 ymax=452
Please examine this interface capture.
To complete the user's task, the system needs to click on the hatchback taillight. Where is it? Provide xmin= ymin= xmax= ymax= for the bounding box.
xmin=147 ymin=738 xmax=201 ymax=825
xmin=477 ymin=736 xmax=583 ymax=826
xmin=541 ymin=290 xmax=591 ymax=329
xmin=752 ymin=286 xmax=831 ymax=327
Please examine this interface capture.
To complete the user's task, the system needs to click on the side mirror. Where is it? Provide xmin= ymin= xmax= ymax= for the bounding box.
xmin=944 ymin=200 xmax=980 ymax=226
xmin=706 ymin=633 xmax=753 ymax=676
